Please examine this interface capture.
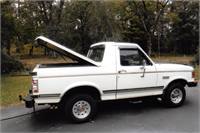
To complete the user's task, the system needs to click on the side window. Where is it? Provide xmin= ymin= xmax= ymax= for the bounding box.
xmin=87 ymin=45 xmax=105 ymax=62
xmin=120 ymin=49 xmax=151 ymax=66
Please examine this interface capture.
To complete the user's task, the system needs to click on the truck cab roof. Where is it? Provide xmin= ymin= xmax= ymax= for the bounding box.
xmin=91 ymin=42 xmax=139 ymax=48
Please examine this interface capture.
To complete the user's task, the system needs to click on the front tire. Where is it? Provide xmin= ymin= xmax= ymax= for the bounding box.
xmin=64 ymin=94 xmax=97 ymax=123
xmin=162 ymin=83 xmax=186 ymax=107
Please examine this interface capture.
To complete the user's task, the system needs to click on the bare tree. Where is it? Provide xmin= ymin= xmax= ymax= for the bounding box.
xmin=132 ymin=0 xmax=169 ymax=55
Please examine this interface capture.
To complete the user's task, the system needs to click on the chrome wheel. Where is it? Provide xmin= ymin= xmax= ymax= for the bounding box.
xmin=72 ymin=100 xmax=91 ymax=119
xmin=170 ymin=88 xmax=183 ymax=104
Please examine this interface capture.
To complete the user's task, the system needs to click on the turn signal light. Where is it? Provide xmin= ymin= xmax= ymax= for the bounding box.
xmin=192 ymin=71 xmax=195 ymax=79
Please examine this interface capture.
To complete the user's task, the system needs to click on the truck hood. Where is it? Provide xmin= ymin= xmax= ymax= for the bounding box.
xmin=155 ymin=63 xmax=193 ymax=72
xmin=35 ymin=36 xmax=99 ymax=66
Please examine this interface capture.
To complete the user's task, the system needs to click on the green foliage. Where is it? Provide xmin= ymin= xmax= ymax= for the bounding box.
xmin=119 ymin=0 xmax=170 ymax=54
xmin=1 ymin=0 xmax=199 ymax=56
xmin=167 ymin=1 xmax=199 ymax=55
xmin=1 ymin=52 xmax=24 ymax=74
xmin=1 ymin=1 xmax=16 ymax=55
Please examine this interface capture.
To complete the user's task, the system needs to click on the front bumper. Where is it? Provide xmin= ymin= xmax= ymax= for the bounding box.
xmin=19 ymin=95 xmax=35 ymax=108
xmin=187 ymin=81 xmax=198 ymax=87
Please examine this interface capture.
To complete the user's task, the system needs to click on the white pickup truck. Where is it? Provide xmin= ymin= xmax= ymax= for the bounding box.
xmin=21 ymin=36 xmax=197 ymax=123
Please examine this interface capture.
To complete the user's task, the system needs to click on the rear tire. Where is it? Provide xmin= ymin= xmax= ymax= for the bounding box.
xmin=64 ymin=94 xmax=97 ymax=123
xmin=162 ymin=83 xmax=186 ymax=107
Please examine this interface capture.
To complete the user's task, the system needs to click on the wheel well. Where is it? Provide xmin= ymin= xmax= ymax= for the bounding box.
xmin=60 ymin=86 xmax=101 ymax=103
xmin=165 ymin=79 xmax=187 ymax=90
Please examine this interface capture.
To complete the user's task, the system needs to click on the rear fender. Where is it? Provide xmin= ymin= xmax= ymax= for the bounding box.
xmin=60 ymin=81 xmax=102 ymax=100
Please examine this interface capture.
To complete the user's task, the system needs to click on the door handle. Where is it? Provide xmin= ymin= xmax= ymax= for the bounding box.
xmin=118 ymin=69 xmax=127 ymax=73
xmin=140 ymin=66 xmax=145 ymax=70
xmin=141 ymin=67 xmax=146 ymax=77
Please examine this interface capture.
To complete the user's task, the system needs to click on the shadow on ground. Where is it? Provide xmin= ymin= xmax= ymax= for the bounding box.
xmin=2 ymin=86 xmax=199 ymax=132
xmin=31 ymin=99 xmax=164 ymax=124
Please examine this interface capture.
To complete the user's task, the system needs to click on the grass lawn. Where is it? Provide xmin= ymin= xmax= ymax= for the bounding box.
xmin=151 ymin=55 xmax=193 ymax=64
xmin=194 ymin=65 xmax=199 ymax=80
xmin=0 ymin=75 xmax=31 ymax=107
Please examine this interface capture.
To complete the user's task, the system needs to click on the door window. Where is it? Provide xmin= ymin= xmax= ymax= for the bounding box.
xmin=120 ymin=49 xmax=151 ymax=66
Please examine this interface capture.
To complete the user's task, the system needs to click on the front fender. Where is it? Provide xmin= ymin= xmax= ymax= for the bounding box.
xmin=163 ymin=76 xmax=188 ymax=90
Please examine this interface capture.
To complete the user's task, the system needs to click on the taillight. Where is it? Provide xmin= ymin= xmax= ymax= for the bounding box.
xmin=32 ymin=79 xmax=38 ymax=93
xmin=192 ymin=71 xmax=195 ymax=79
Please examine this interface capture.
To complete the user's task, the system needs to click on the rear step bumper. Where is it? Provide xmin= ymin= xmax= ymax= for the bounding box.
xmin=19 ymin=95 xmax=35 ymax=108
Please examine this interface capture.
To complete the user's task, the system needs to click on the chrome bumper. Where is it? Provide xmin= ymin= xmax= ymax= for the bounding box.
xmin=187 ymin=81 xmax=198 ymax=87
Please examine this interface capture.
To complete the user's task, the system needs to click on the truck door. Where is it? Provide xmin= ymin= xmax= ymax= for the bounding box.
xmin=116 ymin=47 xmax=161 ymax=99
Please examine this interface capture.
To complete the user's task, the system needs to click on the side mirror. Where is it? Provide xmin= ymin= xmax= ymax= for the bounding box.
xmin=142 ymin=59 xmax=147 ymax=66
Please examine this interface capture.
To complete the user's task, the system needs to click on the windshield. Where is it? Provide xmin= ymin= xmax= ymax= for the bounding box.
xmin=87 ymin=45 xmax=105 ymax=62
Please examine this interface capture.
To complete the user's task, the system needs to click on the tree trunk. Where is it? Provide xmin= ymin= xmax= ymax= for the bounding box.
xmin=6 ymin=41 xmax=11 ymax=55
xmin=29 ymin=46 xmax=34 ymax=56
xmin=147 ymin=34 xmax=152 ymax=56
xmin=81 ymin=41 xmax=87 ymax=55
